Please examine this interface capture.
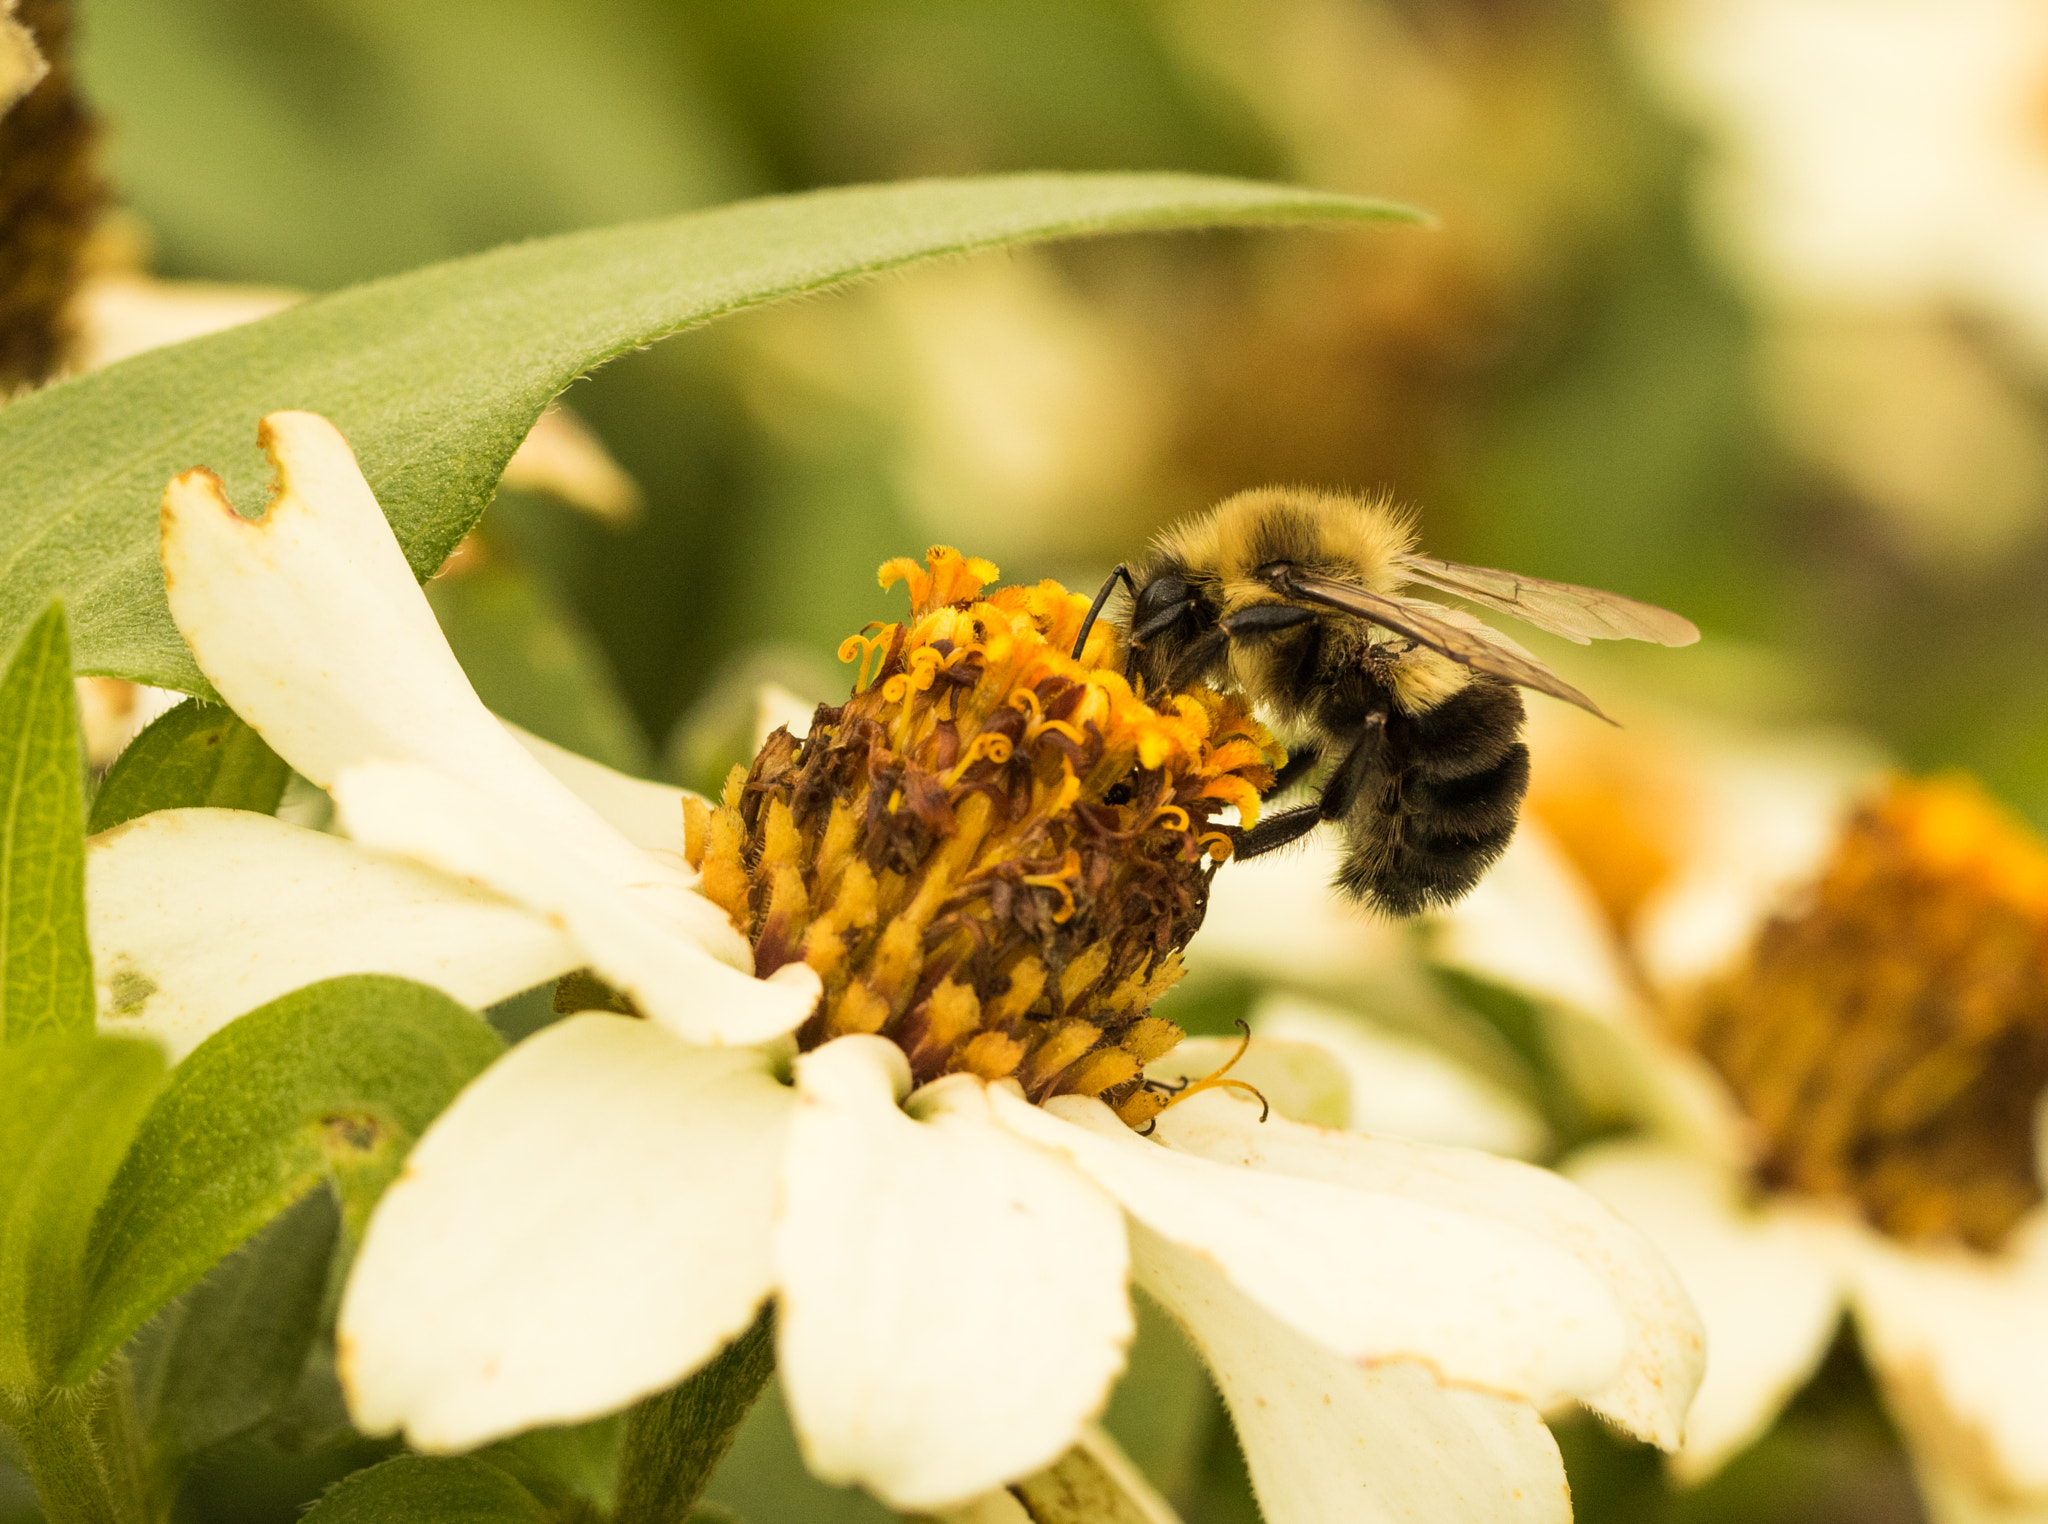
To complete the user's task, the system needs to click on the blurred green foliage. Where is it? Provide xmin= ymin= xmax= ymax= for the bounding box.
xmin=60 ymin=0 xmax=2036 ymax=1517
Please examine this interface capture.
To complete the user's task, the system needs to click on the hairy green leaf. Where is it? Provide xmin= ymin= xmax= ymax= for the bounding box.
xmin=301 ymin=1456 xmax=550 ymax=1524
xmin=0 ymin=607 xmax=93 ymax=1047
xmin=0 ymin=175 xmax=1418 ymax=693
xmin=0 ymin=1036 xmax=165 ymax=1396
xmin=129 ymin=1190 xmax=339 ymax=1474
xmin=86 ymin=700 xmax=291 ymax=835
xmin=70 ymin=976 xmax=502 ymax=1382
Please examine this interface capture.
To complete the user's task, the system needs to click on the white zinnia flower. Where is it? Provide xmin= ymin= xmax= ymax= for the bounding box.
xmin=1413 ymin=710 xmax=2048 ymax=1524
xmin=97 ymin=410 xmax=1705 ymax=1519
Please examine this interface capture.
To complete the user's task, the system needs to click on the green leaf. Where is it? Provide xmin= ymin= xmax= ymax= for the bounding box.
xmin=129 ymin=1190 xmax=339 ymax=1474
xmin=615 ymin=1311 xmax=774 ymax=1524
xmin=0 ymin=1036 xmax=165 ymax=1396
xmin=85 ymin=700 xmax=291 ymax=835
xmin=68 ymin=976 xmax=502 ymax=1384
xmin=302 ymin=1456 xmax=550 ymax=1524
xmin=480 ymin=1412 xmax=624 ymax=1519
xmin=0 ymin=606 xmax=93 ymax=1047
xmin=0 ymin=175 xmax=1419 ymax=693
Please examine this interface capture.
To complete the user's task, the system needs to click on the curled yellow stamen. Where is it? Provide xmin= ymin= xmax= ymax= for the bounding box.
xmin=1021 ymin=850 xmax=1083 ymax=923
xmin=1157 ymin=1019 xmax=1269 ymax=1125
xmin=1146 ymin=804 xmax=1192 ymax=834
xmin=945 ymin=731 xmax=1014 ymax=785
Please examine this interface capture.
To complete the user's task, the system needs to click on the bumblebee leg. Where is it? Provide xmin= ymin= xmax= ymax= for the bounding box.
xmin=1230 ymin=802 xmax=1323 ymax=859
xmin=1314 ymin=713 xmax=1388 ymax=821
xmin=1219 ymin=603 xmax=1316 ymax=638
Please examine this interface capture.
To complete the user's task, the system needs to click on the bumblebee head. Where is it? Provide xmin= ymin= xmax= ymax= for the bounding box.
xmin=1124 ymin=558 xmax=1224 ymax=695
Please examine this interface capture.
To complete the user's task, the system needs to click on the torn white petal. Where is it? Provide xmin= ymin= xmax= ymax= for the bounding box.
xmin=1137 ymin=1227 xmax=1570 ymax=1524
xmin=87 ymin=808 xmax=575 ymax=1061
xmin=332 ymin=761 xmax=814 ymax=1045
xmin=776 ymin=1039 xmax=1131 ymax=1512
xmin=1140 ymin=1088 xmax=1703 ymax=1448
xmin=994 ymin=1088 xmax=1627 ymax=1409
xmin=1568 ymin=1141 xmax=1841 ymax=1479
xmin=341 ymin=1015 xmax=790 ymax=1449
xmin=158 ymin=411 xmax=661 ymax=893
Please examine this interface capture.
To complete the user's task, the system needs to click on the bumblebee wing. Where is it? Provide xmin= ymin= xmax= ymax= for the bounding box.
xmin=1393 ymin=553 xmax=1700 ymax=647
xmin=1278 ymin=570 xmax=1615 ymax=722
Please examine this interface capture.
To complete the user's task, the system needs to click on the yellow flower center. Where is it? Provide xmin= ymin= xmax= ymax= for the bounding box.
xmin=1675 ymin=777 xmax=2048 ymax=1250
xmin=682 ymin=547 xmax=1281 ymax=1130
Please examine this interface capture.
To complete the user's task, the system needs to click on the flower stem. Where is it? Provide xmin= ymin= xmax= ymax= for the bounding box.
xmin=1 ymin=1363 xmax=151 ymax=1524
xmin=612 ymin=1310 xmax=775 ymax=1524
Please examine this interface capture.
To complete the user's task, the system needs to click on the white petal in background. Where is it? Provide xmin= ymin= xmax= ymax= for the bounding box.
xmin=332 ymin=761 xmax=818 ymax=1047
xmin=1146 ymin=1089 xmax=1704 ymax=1448
xmin=1251 ymin=993 xmax=1551 ymax=1158
xmin=1143 ymin=1034 xmax=1353 ymax=1129
xmin=1845 ymin=1228 xmax=2048 ymax=1509
xmin=930 ymin=1428 xmax=1183 ymax=1524
xmin=86 ymin=808 xmax=577 ymax=1060
xmin=158 ymin=411 xmax=663 ymax=892
xmin=504 ymin=720 xmax=693 ymax=859
xmin=1192 ymin=834 xmax=1418 ymax=991
xmin=339 ymin=1015 xmax=791 ymax=1449
xmin=1432 ymin=820 xmax=1751 ymax=1166
xmin=1135 ymin=1225 xmax=1570 ymax=1524
xmin=775 ymin=1040 xmax=1133 ymax=1513
xmin=1567 ymin=1141 xmax=1843 ymax=1479
xmin=998 ymin=1089 xmax=1627 ymax=1409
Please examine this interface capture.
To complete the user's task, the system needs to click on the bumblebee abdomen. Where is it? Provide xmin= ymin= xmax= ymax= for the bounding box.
xmin=1336 ymin=678 xmax=1530 ymax=916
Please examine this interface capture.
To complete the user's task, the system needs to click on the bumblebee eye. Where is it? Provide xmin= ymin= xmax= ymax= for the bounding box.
xmin=1105 ymin=782 xmax=1135 ymax=806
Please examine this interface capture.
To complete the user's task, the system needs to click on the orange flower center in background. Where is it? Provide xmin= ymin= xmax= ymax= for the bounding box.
xmin=683 ymin=547 xmax=1281 ymax=1130
xmin=1676 ymin=776 xmax=2048 ymax=1251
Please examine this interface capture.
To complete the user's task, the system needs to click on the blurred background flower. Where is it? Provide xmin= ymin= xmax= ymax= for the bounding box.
xmin=7 ymin=0 xmax=2048 ymax=1520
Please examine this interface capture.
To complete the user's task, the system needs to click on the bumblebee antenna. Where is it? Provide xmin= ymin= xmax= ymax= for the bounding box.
xmin=1072 ymin=563 xmax=1136 ymax=661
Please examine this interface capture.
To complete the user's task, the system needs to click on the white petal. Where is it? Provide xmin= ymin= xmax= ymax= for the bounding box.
xmin=991 ymin=1088 xmax=1629 ymax=1409
xmin=1140 ymin=1088 xmax=1705 ymax=1448
xmin=1431 ymin=820 xmax=1751 ymax=1164
xmin=332 ymin=761 xmax=816 ymax=1046
xmin=1136 ymin=1227 xmax=1570 ymax=1524
xmin=502 ymin=719 xmax=692 ymax=859
xmin=86 ymin=808 xmax=576 ymax=1061
xmin=1844 ymin=1229 xmax=2048 ymax=1501
xmin=775 ymin=1038 xmax=1132 ymax=1512
xmin=500 ymin=404 xmax=642 ymax=525
xmin=1633 ymin=741 xmax=1860 ymax=994
xmin=1566 ymin=1141 xmax=1842 ymax=1479
xmin=339 ymin=1014 xmax=790 ymax=1449
xmin=1193 ymin=832 xmax=1420 ymax=989
xmin=1143 ymin=1034 xmax=1352 ymax=1128
xmin=158 ymin=411 xmax=661 ymax=891
xmin=0 ymin=8 xmax=47 ymax=117
xmin=1252 ymin=993 xmax=1551 ymax=1158
xmin=751 ymin=683 xmax=819 ymax=752
xmin=933 ymin=1428 xmax=1183 ymax=1524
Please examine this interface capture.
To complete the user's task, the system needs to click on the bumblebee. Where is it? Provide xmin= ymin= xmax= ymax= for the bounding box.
xmin=1075 ymin=488 xmax=1699 ymax=914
